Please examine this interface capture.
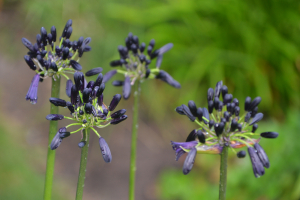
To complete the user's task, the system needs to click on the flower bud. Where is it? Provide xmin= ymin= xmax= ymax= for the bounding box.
xmin=71 ymin=85 xmax=78 ymax=105
xmin=208 ymin=100 xmax=214 ymax=114
xmin=103 ymin=70 xmax=117 ymax=83
xmin=249 ymin=97 xmax=261 ymax=111
xmin=156 ymin=55 xmax=163 ymax=68
xmin=230 ymin=118 xmax=238 ymax=131
xmin=145 ymin=69 xmax=151 ymax=78
xmin=85 ymin=67 xmax=103 ymax=77
xmin=65 ymin=26 xmax=73 ymax=39
xmin=209 ymin=120 xmax=214 ymax=129
xmin=237 ymin=150 xmax=246 ymax=158
xmin=223 ymin=111 xmax=230 ymax=122
xmin=62 ymin=47 xmax=69 ymax=60
xmin=112 ymin=80 xmax=124 ymax=86
xmin=251 ymin=107 xmax=258 ymax=118
xmin=218 ymin=101 xmax=223 ymax=112
xmin=234 ymin=106 xmax=240 ymax=116
xmin=157 ymin=43 xmax=173 ymax=55
xmin=244 ymin=112 xmax=251 ymax=123
xmin=59 ymin=131 xmax=70 ymax=139
xmin=197 ymin=107 xmax=203 ymax=121
xmin=77 ymin=36 xmax=84 ymax=47
xmin=237 ymin=123 xmax=242 ymax=131
xmin=87 ymin=81 xmax=95 ymax=89
xmin=96 ymin=83 xmax=105 ymax=97
xmin=188 ymin=100 xmax=197 ymax=117
xmin=22 ymin=38 xmax=34 ymax=52
xmin=181 ymin=104 xmax=196 ymax=122
xmin=254 ymin=143 xmax=270 ymax=168
xmin=69 ymin=60 xmax=82 ymax=71
xmin=244 ymin=96 xmax=251 ymax=111
xmin=99 ymin=137 xmax=112 ymax=163
xmin=175 ymin=106 xmax=185 ymax=115
xmin=78 ymin=141 xmax=86 ymax=148
xmin=110 ymin=115 xmax=128 ymax=124
xmin=214 ymin=81 xmax=223 ymax=98
xmin=85 ymin=103 xmax=93 ymax=114
xmin=140 ymin=42 xmax=146 ymax=52
xmin=182 ymin=147 xmax=197 ymax=175
xmin=82 ymin=88 xmax=92 ymax=103
xmin=207 ymin=88 xmax=214 ymax=102
xmin=185 ymin=129 xmax=197 ymax=142
xmin=248 ymin=147 xmax=265 ymax=178
xmin=214 ymin=122 xmax=224 ymax=136
xmin=111 ymin=109 xmax=126 ymax=119
xmin=47 ymin=33 xmax=53 ymax=44
xmin=221 ymin=85 xmax=228 ymax=99
xmin=155 ymin=70 xmax=181 ymax=88
xmin=252 ymin=124 xmax=258 ymax=133
xmin=202 ymin=108 xmax=210 ymax=124
xmin=49 ymin=97 xmax=67 ymax=107
xmin=250 ymin=113 xmax=263 ymax=125
xmin=109 ymin=94 xmax=122 ymax=111
xmin=123 ymin=76 xmax=131 ymax=100
xmin=95 ymin=73 xmax=103 ymax=87
xmin=50 ymin=62 xmax=58 ymax=72
xmin=51 ymin=26 xmax=57 ymax=42
xmin=98 ymin=94 xmax=103 ymax=106
xmin=196 ymin=130 xmax=205 ymax=144
xmin=232 ymin=98 xmax=239 ymax=106
xmin=223 ymin=94 xmax=233 ymax=104
xmin=260 ymin=132 xmax=279 ymax=139
xmin=147 ymin=45 xmax=153 ymax=56
xmin=62 ymin=19 xmax=72 ymax=37
xmin=50 ymin=127 xmax=66 ymax=150
xmin=24 ymin=55 xmax=36 ymax=70
xmin=46 ymin=114 xmax=64 ymax=120
xmin=66 ymin=102 xmax=74 ymax=113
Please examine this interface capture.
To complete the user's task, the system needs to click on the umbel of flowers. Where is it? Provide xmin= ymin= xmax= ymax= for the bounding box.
xmin=93 ymin=32 xmax=181 ymax=99
xmin=22 ymin=19 xmax=92 ymax=104
xmin=171 ymin=81 xmax=279 ymax=177
xmin=46 ymin=71 xmax=127 ymax=162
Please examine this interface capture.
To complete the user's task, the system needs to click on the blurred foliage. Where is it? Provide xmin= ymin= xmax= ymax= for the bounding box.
xmin=1 ymin=0 xmax=300 ymax=199
xmin=158 ymin=110 xmax=300 ymax=200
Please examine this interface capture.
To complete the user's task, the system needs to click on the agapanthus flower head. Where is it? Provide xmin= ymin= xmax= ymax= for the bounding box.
xmin=22 ymin=19 xmax=92 ymax=104
xmin=87 ymin=33 xmax=180 ymax=100
xmin=46 ymin=72 xmax=127 ymax=163
xmin=171 ymin=81 xmax=279 ymax=177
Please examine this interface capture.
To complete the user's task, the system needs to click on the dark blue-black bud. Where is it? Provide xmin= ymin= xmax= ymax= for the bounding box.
xmin=140 ymin=42 xmax=146 ymax=52
xmin=46 ymin=114 xmax=64 ymax=120
xmin=197 ymin=107 xmax=203 ymax=121
xmin=248 ymin=147 xmax=265 ymax=178
xmin=71 ymin=85 xmax=78 ymax=105
xmin=145 ymin=69 xmax=151 ymax=78
xmin=78 ymin=141 xmax=86 ymax=148
xmin=207 ymin=88 xmax=214 ymax=102
xmin=51 ymin=26 xmax=57 ymax=42
xmin=95 ymin=73 xmax=103 ymax=87
xmin=110 ymin=115 xmax=127 ymax=124
xmin=196 ymin=130 xmax=205 ymax=143
xmin=111 ymin=109 xmax=126 ymax=119
xmin=208 ymin=100 xmax=214 ymax=114
xmin=24 ymin=55 xmax=36 ymax=70
xmin=175 ymin=106 xmax=185 ymax=115
xmin=50 ymin=62 xmax=58 ymax=72
xmin=249 ymin=97 xmax=261 ymax=111
xmin=245 ymin=96 xmax=251 ymax=111
xmin=209 ymin=120 xmax=214 ymax=129
xmin=66 ymin=26 xmax=73 ymax=39
xmin=96 ymin=83 xmax=105 ymax=97
xmin=66 ymin=102 xmax=74 ymax=113
xmin=250 ymin=113 xmax=263 ymax=125
xmin=254 ymin=143 xmax=270 ymax=168
xmin=234 ymin=106 xmax=240 ymax=116
xmin=112 ymin=80 xmax=124 ymax=86
xmin=202 ymin=108 xmax=210 ymax=124
xmin=252 ymin=124 xmax=258 ymax=133
xmin=103 ymin=70 xmax=117 ymax=83
xmin=85 ymin=103 xmax=93 ymax=114
xmin=188 ymin=100 xmax=197 ymax=117
xmin=109 ymin=94 xmax=122 ymax=111
xmin=82 ymin=88 xmax=92 ymax=103
xmin=181 ymin=104 xmax=196 ymax=122
xmin=182 ymin=147 xmax=197 ymax=175
xmin=59 ymin=131 xmax=70 ymax=139
xmin=123 ymin=76 xmax=131 ymax=100
xmin=69 ymin=60 xmax=82 ymax=71
xmin=214 ymin=81 xmax=223 ymax=97
xmin=99 ymin=137 xmax=112 ymax=163
xmin=230 ymin=118 xmax=238 ymax=131
xmin=260 ymin=132 xmax=279 ymax=139
xmin=221 ymin=85 xmax=228 ymax=100
xmin=237 ymin=150 xmax=246 ymax=158
xmin=49 ymin=97 xmax=67 ymax=107
xmin=62 ymin=47 xmax=69 ymax=60
xmin=186 ymin=129 xmax=197 ymax=142
xmin=85 ymin=67 xmax=103 ymax=77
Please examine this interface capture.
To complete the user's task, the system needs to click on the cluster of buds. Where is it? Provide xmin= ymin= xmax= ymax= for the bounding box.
xmin=22 ymin=19 xmax=91 ymax=104
xmin=97 ymin=33 xmax=180 ymax=99
xmin=171 ymin=81 xmax=279 ymax=177
xmin=46 ymin=71 xmax=127 ymax=163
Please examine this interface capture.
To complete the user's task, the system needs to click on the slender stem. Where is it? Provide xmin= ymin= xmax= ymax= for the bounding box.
xmin=219 ymin=146 xmax=228 ymax=200
xmin=129 ymin=81 xmax=141 ymax=200
xmin=44 ymin=77 xmax=61 ymax=200
xmin=76 ymin=128 xmax=90 ymax=200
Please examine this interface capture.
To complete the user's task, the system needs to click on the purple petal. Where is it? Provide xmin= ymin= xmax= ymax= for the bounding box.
xmin=25 ymin=74 xmax=40 ymax=104
xmin=103 ymin=70 xmax=117 ymax=83
xmin=123 ymin=76 xmax=131 ymax=100
xmin=99 ymin=137 xmax=112 ymax=163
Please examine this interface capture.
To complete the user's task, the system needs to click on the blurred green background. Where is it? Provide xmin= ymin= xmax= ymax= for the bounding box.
xmin=0 ymin=0 xmax=300 ymax=199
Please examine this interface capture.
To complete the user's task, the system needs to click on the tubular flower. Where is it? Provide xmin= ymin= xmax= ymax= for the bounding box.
xmin=171 ymin=81 xmax=278 ymax=176
xmin=22 ymin=19 xmax=93 ymax=104
xmin=87 ymin=33 xmax=180 ymax=100
xmin=46 ymin=72 xmax=127 ymax=163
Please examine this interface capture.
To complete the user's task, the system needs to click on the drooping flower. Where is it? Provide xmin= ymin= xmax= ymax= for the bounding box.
xmin=171 ymin=81 xmax=278 ymax=176
xmin=87 ymin=33 xmax=180 ymax=100
xmin=22 ymin=19 xmax=92 ymax=104
xmin=46 ymin=72 xmax=127 ymax=163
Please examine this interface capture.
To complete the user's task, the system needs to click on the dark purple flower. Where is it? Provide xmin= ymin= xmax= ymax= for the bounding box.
xmin=50 ymin=127 xmax=66 ymax=150
xmin=123 ymin=76 xmax=131 ymax=100
xmin=171 ymin=141 xmax=198 ymax=161
xmin=237 ymin=150 xmax=246 ymax=158
xmin=155 ymin=70 xmax=181 ymax=89
xmin=182 ymin=147 xmax=197 ymax=175
xmin=248 ymin=147 xmax=265 ymax=178
xmin=99 ymin=137 xmax=112 ymax=163
xmin=181 ymin=104 xmax=196 ymax=122
xmin=110 ymin=115 xmax=128 ymax=124
xmin=22 ymin=38 xmax=34 ymax=52
xmin=24 ymin=55 xmax=36 ymax=70
xmin=260 ymin=132 xmax=279 ymax=139
xmin=254 ymin=143 xmax=270 ymax=168
xmin=49 ymin=97 xmax=67 ymax=107
xmin=112 ymin=80 xmax=124 ymax=86
xmin=111 ymin=109 xmax=126 ymax=119
xmin=66 ymin=79 xmax=73 ymax=98
xmin=69 ymin=60 xmax=82 ymax=71
xmin=103 ymin=70 xmax=117 ymax=83
xmin=249 ymin=97 xmax=262 ymax=111
xmin=250 ymin=113 xmax=263 ymax=125
xmin=46 ymin=114 xmax=64 ymax=120
xmin=85 ymin=67 xmax=103 ymax=77
xmin=25 ymin=74 xmax=40 ymax=104
xmin=109 ymin=94 xmax=122 ymax=111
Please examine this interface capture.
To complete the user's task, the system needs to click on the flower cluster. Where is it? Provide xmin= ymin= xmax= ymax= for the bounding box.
xmin=171 ymin=81 xmax=279 ymax=177
xmin=46 ymin=71 xmax=127 ymax=163
xmin=22 ymin=19 xmax=92 ymax=104
xmin=93 ymin=33 xmax=180 ymax=99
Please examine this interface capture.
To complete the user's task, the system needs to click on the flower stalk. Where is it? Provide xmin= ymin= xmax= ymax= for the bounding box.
xmin=76 ymin=128 xmax=90 ymax=200
xmin=219 ymin=146 xmax=228 ymax=200
xmin=129 ymin=81 xmax=141 ymax=200
xmin=43 ymin=77 xmax=61 ymax=200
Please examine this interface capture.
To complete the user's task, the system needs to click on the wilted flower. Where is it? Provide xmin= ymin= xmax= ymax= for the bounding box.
xmin=46 ymin=72 xmax=127 ymax=163
xmin=87 ymin=33 xmax=180 ymax=100
xmin=22 ymin=19 xmax=92 ymax=104
xmin=171 ymin=81 xmax=278 ymax=176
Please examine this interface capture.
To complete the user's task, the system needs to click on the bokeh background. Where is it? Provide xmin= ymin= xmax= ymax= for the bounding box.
xmin=0 ymin=0 xmax=300 ymax=199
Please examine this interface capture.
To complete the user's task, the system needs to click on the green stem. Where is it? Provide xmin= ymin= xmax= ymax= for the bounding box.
xmin=76 ymin=128 xmax=90 ymax=200
xmin=129 ymin=81 xmax=141 ymax=200
xmin=43 ymin=77 xmax=61 ymax=200
xmin=219 ymin=146 xmax=228 ymax=200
